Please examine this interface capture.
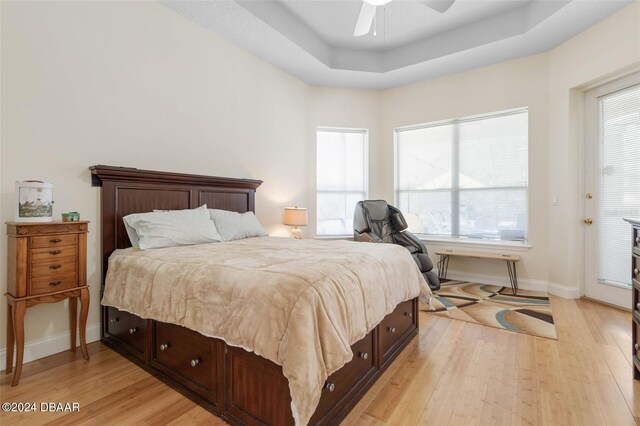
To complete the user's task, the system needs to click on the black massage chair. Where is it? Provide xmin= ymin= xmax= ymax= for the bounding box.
xmin=353 ymin=200 xmax=441 ymax=291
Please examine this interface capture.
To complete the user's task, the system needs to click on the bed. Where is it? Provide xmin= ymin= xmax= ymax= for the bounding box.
xmin=90 ymin=165 xmax=429 ymax=425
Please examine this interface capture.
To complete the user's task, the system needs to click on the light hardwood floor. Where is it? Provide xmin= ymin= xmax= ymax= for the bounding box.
xmin=1 ymin=296 xmax=639 ymax=425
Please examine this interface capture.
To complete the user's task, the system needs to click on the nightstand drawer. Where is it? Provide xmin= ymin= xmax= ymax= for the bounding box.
xmin=31 ymin=245 xmax=77 ymax=262
xmin=30 ymin=273 xmax=78 ymax=295
xmin=31 ymin=257 xmax=77 ymax=278
xmin=31 ymin=234 xmax=78 ymax=248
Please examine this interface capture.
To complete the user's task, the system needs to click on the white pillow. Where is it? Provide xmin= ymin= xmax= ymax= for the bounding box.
xmin=123 ymin=221 xmax=141 ymax=249
xmin=123 ymin=205 xmax=222 ymax=250
xmin=209 ymin=209 xmax=268 ymax=241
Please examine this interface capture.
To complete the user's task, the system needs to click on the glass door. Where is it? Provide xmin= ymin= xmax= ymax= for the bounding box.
xmin=584 ymin=73 xmax=640 ymax=308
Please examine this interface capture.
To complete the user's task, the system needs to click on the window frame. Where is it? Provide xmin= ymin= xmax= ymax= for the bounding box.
xmin=316 ymin=126 xmax=369 ymax=237
xmin=393 ymin=107 xmax=529 ymax=244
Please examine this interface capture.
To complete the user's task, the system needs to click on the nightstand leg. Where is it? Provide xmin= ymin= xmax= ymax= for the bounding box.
xmin=79 ymin=288 xmax=90 ymax=360
xmin=69 ymin=297 xmax=77 ymax=352
xmin=6 ymin=303 xmax=14 ymax=374
xmin=11 ymin=301 xmax=26 ymax=386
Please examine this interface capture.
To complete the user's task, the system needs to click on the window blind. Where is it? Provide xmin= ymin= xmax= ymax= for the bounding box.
xmin=395 ymin=108 xmax=528 ymax=241
xmin=598 ymin=84 xmax=640 ymax=287
xmin=316 ymin=128 xmax=368 ymax=236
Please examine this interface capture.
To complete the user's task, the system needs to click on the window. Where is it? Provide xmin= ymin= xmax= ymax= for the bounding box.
xmin=317 ymin=128 xmax=368 ymax=236
xmin=395 ymin=108 xmax=528 ymax=241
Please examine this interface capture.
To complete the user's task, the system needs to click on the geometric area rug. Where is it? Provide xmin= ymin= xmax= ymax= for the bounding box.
xmin=421 ymin=280 xmax=557 ymax=340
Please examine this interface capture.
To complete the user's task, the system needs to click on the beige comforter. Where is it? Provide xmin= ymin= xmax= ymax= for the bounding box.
xmin=102 ymin=236 xmax=431 ymax=425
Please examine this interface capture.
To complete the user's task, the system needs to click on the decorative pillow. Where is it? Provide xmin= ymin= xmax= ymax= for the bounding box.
xmin=209 ymin=209 xmax=268 ymax=241
xmin=123 ymin=205 xmax=222 ymax=250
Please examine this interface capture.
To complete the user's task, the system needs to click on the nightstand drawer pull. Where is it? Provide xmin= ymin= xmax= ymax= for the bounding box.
xmin=160 ymin=343 xmax=171 ymax=351
xmin=636 ymin=237 xmax=640 ymax=245
xmin=49 ymin=250 xmax=62 ymax=255
xmin=324 ymin=382 xmax=335 ymax=392
xmin=387 ymin=326 xmax=396 ymax=334
xmin=635 ymin=343 xmax=639 ymax=351
xmin=637 ymin=303 xmax=640 ymax=311
xmin=109 ymin=317 xmax=120 ymax=324
xmin=634 ymin=268 xmax=639 ymax=277
xmin=49 ymin=264 xmax=62 ymax=270
xmin=405 ymin=311 xmax=413 ymax=318
xmin=359 ymin=351 xmax=369 ymax=360
xmin=48 ymin=281 xmax=62 ymax=286
xmin=128 ymin=327 xmax=138 ymax=334
xmin=50 ymin=239 xmax=62 ymax=243
xmin=190 ymin=358 xmax=200 ymax=367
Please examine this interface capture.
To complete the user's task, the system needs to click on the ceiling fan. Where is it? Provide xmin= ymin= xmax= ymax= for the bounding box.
xmin=353 ymin=0 xmax=456 ymax=37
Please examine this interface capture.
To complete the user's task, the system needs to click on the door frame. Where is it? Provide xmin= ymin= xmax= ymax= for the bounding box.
xmin=581 ymin=71 xmax=640 ymax=307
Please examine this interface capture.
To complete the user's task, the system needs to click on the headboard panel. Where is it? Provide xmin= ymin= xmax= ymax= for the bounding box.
xmin=90 ymin=165 xmax=262 ymax=284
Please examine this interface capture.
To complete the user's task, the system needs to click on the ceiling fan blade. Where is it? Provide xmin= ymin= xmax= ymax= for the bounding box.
xmin=353 ymin=2 xmax=376 ymax=37
xmin=418 ymin=0 xmax=455 ymax=13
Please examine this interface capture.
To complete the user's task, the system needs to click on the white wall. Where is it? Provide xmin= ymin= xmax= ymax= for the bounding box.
xmin=381 ymin=54 xmax=551 ymax=291
xmin=380 ymin=2 xmax=639 ymax=295
xmin=1 ymin=1 xmax=638 ymax=362
xmin=0 ymin=1 xmax=313 ymax=359
xmin=545 ymin=2 xmax=640 ymax=293
xmin=308 ymin=87 xmax=381 ymax=236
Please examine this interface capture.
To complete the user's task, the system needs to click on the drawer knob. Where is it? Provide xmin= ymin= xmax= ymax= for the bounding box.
xmin=48 ymin=280 xmax=62 ymax=286
xmin=637 ymin=303 xmax=640 ymax=311
xmin=128 ymin=327 xmax=138 ymax=334
xmin=160 ymin=343 xmax=170 ymax=351
xmin=49 ymin=250 xmax=62 ymax=255
xmin=635 ymin=343 xmax=639 ymax=351
xmin=388 ymin=327 xmax=396 ymax=334
xmin=359 ymin=351 xmax=369 ymax=360
xmin=636 ymin=237 xmax=640 ymax=245
xmin=634 ymin=269 xmax=639 ymax=277
xmin=405 ymin=312 xmax=413 ymax=318
xmin=324 ymin=382 xmax=335 ymax=392
xmin=190 ymin=358 xmax=200 ymax=367
xmin=110 ymin=317 xmax=120 ymax=324
xmin=50 ymin=239 xmax=62 ymax=243
xmin=49 ymin=264 xmax=62 ymax=270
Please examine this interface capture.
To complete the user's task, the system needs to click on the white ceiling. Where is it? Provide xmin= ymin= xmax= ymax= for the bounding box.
xmin=161 ymin=0 xmax=633 ymax=89
xmin=279 ymin=0 xmax=531 ymax=51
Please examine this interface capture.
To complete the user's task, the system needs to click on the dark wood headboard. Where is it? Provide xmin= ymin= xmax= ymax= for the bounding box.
xmin=90 ymin=165 xmax=262 ymax=283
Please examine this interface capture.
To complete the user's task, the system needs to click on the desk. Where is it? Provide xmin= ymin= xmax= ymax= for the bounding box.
xmin=435 ymin=249 xmax=521 ymax=295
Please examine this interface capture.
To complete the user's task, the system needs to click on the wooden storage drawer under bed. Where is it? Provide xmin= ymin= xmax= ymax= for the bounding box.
xmin=379 ymin=299 xmax=417 ymax=364
xmin=310 ymin=330 xmax=376 ymax=424
xmin=104 ymin=307 xmax=148 ymax=360
xmin=152 ymin=322 xmax=218 ymax=401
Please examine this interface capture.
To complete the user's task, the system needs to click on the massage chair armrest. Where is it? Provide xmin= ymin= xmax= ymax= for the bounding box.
xmin=354 ymin=231 xmax=383 ymax=243
xmin=393 ymin=230 xmax=428 ymax=254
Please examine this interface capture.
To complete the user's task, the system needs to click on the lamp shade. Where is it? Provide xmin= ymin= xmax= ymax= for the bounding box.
xmin=283 ymin=207 xmax=308 ymax=226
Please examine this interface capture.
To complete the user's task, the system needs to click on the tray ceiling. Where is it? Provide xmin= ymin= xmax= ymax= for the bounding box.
xmin=162 ymin=0 xmax=633 ymax=89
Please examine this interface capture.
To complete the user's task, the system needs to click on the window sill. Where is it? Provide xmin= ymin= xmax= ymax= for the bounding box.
xmin=419 ymin=236 xmax=532 ymax=251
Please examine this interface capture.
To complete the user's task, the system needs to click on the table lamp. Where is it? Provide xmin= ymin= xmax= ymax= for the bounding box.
xmin=283 ymin=207 xmax=307 ymax=239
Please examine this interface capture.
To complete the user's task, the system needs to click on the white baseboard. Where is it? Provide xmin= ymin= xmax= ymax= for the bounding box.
xmin=440 ymin=270 xmax=580 ymax=299
xmin=0 ymin=323 xmax=101 ymax=369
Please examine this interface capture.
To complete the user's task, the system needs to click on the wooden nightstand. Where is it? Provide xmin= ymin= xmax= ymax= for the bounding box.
xmin=5 ymin=221 xmax=90 ymax=386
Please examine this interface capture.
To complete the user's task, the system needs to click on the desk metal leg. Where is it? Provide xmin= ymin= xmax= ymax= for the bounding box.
xmin=506 ymin=261 xmax=518 ymax=295
xmin=437 ymin=255 xmax=450 ymax=281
